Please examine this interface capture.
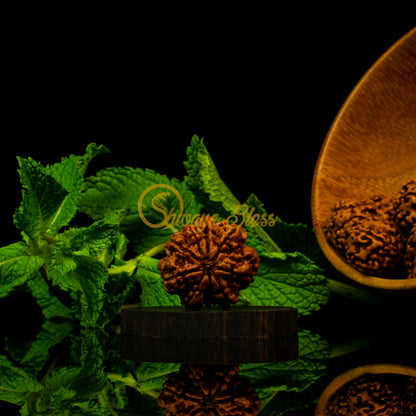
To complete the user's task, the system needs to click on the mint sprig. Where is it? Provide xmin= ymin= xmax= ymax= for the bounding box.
xmin=1 ymin=137 xmax=330 ymax=327
xmin=0 ymin=137 xmax=381 ymax=415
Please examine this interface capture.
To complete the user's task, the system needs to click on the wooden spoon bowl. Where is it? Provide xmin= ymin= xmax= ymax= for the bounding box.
xmin=314 ymin=363 xmax=416 ymax=416
xmin=311 ymin=27 xmax=416 ymax=292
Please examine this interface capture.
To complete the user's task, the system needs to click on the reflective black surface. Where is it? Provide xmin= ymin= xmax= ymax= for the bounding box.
xmin=1 ymin=289 xmax=416 ymax=415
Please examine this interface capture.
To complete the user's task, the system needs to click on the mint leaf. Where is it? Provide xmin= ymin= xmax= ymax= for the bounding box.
xmin=45 ymin=220 xmax=119 ymax=327
xmin=79 ymin=167 xmax=201 ymax=223
xmin=134 ymin=362 xmax=180 ymax=395
xmin=184 ymin=136 xmax=281 ymax=253
xmin=47 ymin=255 xmax=109 ymax=327
xmin=242 ymin=251 xmax=329 ymax=315
xmin=56 ymin=221 xmax=118 ymax=258
xmin=14 ymin=157 xmax=70 ymax=239
xmin=184 ymin=135 xmax=240 ymax=215
xmin=50 ymin=143 xmax=109 ymax=178
xmin=246 ymin=193 xmax=328 ymax=268
xmin=43 ymin=143 xmax=109 ymax=232
xmin=25 ymin=273 xmax=72 ymax=320
xmin=120 ymin=219 xmax=174 ymax=255
xmin=79 ymin=166 xmax=202 ymax=254
xmin=136 ymin=255 xmax=181 ymax=306
xmin=15 ymin=320 xmax=73 ymax=374
xmin=32 ymin=330 xmax=107 ymax=414
xmin=100 ymin=272 xmax=137 ymax=326
xmin=0 ymin=354 xmax=43 ymax=405
xmin=69 ymin=329 xmax=107 ymax=401
xmin=0 ymin=241 xmax=44 ymax=297
xmin=14 ymin=144 xmax=108 ymax=240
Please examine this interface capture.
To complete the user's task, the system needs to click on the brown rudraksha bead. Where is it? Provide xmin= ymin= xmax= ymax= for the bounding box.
xmin=393 ymin=178 xmax=416 ymax=236
xmin=157 ymin=216 xmax=260 ymax=307
xmin=158 ymin=365 xmax=260 ymax=416
xmin=403 ymin=226 xmax=416 ymax=279
xmin=345 ymin=220 xmax=404 ymax=276
xmin=322 ymin=195 xmax=395 ymax=256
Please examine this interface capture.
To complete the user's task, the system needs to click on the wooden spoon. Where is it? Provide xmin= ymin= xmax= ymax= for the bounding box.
xmin=311 ymin=27 xmax=416 ymax=292
xmin=314 ymin=363 xmax=416 ymax=416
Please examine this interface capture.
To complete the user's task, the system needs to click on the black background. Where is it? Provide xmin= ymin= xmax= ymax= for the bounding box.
xmin=1 ymin=11 xmax=415 ymax=415
xmin=2 ymin=15 xmax=414 ymax=247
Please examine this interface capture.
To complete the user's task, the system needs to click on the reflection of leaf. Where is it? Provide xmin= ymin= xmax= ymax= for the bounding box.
xmin=25 ymin=273 xmax=72 ymax=320
xmin=0 ymin=355 xmax=43 ymax=405
xmin=240 ymin=329 xmax=330 ymax=413
xmin=25 ymin=329 xmax=108 ymax=415
xmin=6 ymin=320 xmax=72 ymax=375
xmin=134 ymin=362 xmax=181 ymax=395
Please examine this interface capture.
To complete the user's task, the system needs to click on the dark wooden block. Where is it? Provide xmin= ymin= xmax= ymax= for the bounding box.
xmin=121 ymin=306 xmax=298 ymax=364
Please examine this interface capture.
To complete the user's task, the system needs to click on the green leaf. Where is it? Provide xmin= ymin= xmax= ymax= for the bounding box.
xmin=49 ymin=143 xmax=109 ymax=178
xmin=14 ymin=157 xmax=70 ymax=238
xmin=33 ymin=330 xmax=107 ymax=414
xmin=136 ymin=255 xmax=181 ymax=306
xmin=119 ymin=214 xmax=174 ymax=255
xmin=0 ymin=242 xmax=44 ymax=297
xmin=43 ymin=366 xmax=78 ymax=403
xmin=14 ymin=144 xmax=108 ymax=240
xmin=17 ymin=320 xmax=73 ymax=374
xmin=184 ymin=136 xmax=282 ymax=253
xmin=47 ymin=254 xmax=109 ymax=327
xmin=184 ymin=135 xmax=240 ymax=216
xmin=242 ymin=251 xmax=329 ymax=315
xmin=56 ymin=221 xmax=118 ymax=258
xmin=99 ymin=272 xmax=137 ymax=327
xmin=134 ymin=362 xmax=180 ymax=395
xmin=246 ymin=193 xmax=329 ymax=269
xmin=79 ymin=166 xmax=201 ymax=227
xmin=69 ymin=329 xmax=107 ymax=401
xmin=25 ymin=273 xmax=72 ymax=320
xmin=43 ymin=143 xmax=108 ymax=232
xmin=0 ymin=354 xmax=43 ymax=405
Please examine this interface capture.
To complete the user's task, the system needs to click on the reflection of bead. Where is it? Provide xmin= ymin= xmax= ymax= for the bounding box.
xmin=158 ymin=365 xmax=261 ymax=416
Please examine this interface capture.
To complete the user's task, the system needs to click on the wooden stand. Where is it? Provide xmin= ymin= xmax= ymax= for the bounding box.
xmin=121 ymin=306 xmax=298 ymax=364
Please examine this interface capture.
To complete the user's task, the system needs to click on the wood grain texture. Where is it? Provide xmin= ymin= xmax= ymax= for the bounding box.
xmin=311 ymin=27 xmax=416 ymax=291
xmin=314 ymin=364 xmax=416 ymax=416
xmin=121 ymin=306 xmax=298 ymax=364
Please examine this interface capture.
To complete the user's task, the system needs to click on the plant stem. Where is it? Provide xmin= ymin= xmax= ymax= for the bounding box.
xmin=146 ymin=389 xmax=160 ymax=399
xmin=107 ymin=372 xmax=137 ymax=389
xmin=327 ymin=279 xmax=385 ymax=307
xmin=107 ymin=243 xmax=165 ymax=276
xmin=144 ymin=242 xmax=166 ymax=257
xmin=99 ymin=388 xmax=120 ymax=416
xmin=329 ymin=333 xmax=383 ymax=359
